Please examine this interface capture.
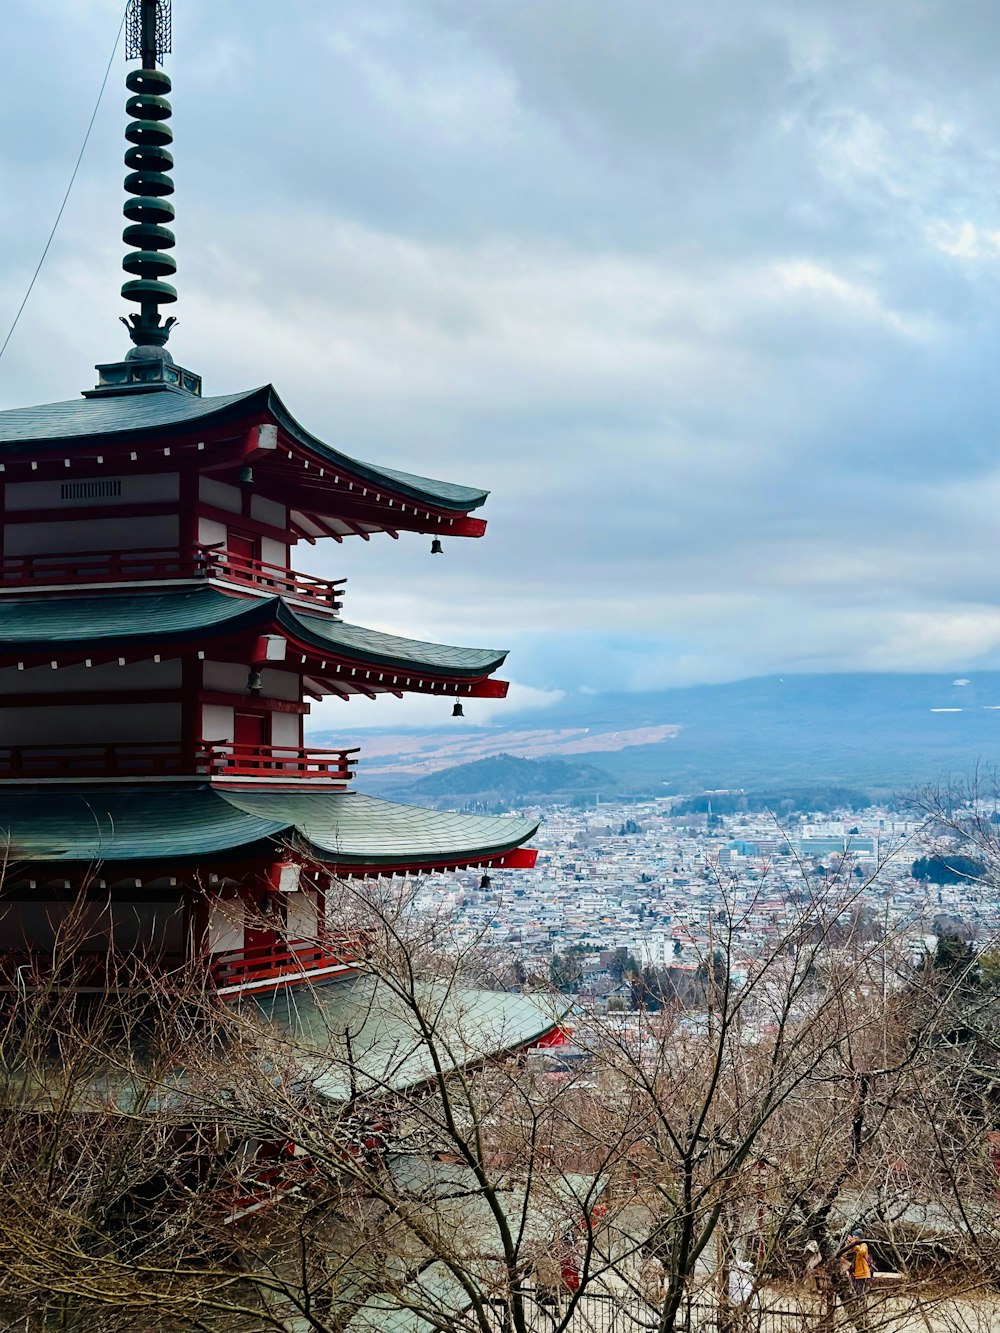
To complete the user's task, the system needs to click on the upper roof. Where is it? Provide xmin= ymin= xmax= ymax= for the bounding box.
xmin=0 ymin=784 xmax=538 ymax=870
xmin=0 ymin=383 xmax=488 ymax=512
xmin=0 ymin=585 xmax=507 ymax=678
xmin=0 ymin=385 xmax=249 ymax=446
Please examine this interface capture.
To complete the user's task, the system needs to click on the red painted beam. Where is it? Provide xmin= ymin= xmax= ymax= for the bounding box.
xmin=443 ymin=516 xmax=486 ymax=538
xmin=332 ymin=845 xmax=538 ymax=877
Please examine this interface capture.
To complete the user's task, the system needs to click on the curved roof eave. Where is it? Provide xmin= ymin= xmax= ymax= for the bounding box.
xmin=0 ymin=785 xmax=288 ymax=863
xmin=0 ymin=587 xmax=274 ymax=652
xmin=263 ymin=386 xmax=490 ymax=513
xmin=222 ymin=791 xmax=539 ymax=866
xmin=0 ymin=383 xmax=489 ymax=514
xmin=281 ymin=604 xmax=508 ymax=678
xmin=0 ymin=587 xmax=508 ymax=678
xmin=0 ymin=786 xmax=538 ymax=869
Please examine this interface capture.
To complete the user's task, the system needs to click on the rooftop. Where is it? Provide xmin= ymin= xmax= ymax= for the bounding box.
xmin=0 ymin=383 xmax=488 ymax=513
xmin=0 ymin=783 xmax=539 ymax=871
xmin=0 ymin=585 xmax=507 ymax=680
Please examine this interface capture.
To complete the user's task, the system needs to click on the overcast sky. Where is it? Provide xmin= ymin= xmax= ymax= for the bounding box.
xmin=4 ymin=0 xmax=1000 ymax=728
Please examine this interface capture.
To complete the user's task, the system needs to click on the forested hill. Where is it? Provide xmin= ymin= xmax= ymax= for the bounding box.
xmin=390 ymin=753 xmax=617 ymax=806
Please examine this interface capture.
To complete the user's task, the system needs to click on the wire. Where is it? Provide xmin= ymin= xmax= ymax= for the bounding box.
xmin=0 ymin=3 xmax=129 ymax=368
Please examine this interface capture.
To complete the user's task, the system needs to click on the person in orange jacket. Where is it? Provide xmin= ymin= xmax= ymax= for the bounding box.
xmin=842 ymin=1234 xmax=872 ymax=1298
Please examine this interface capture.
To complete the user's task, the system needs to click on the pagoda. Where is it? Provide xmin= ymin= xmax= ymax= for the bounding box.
xmin=0 ymin=0 xmax=544 ymax=1019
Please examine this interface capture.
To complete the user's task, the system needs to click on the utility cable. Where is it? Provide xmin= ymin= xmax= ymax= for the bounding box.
xmin=0 ymin=3 xmax=129 ymax=367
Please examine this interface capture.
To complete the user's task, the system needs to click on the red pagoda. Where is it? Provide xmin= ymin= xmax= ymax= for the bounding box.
xmin=0 ymin=0 xmax=544 ymax=1021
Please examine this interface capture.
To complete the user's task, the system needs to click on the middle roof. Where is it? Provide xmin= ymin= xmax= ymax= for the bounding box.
xmin=0 ymin=585 xmax=507 ymax=683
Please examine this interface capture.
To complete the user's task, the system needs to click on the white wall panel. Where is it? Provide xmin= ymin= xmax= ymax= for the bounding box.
xmin=202 ymin=660 xmax=300 ymax=701
xmin=251 ymin=495 xmax=286 ymax=528
xmin=286 ymin=890 xmax=318 ymax=940
xmin=202 ymin=703 xmax=234 ymax=743
xmin=0 ymin=702 xmax=181 ymax=745
xmin=5 ymin=515 xmax=178 ymax=557
xmin=199 ymin=477 xmax=241 ymax=513
xmin=0 ymin=659 xmax=180 ymax=696
xmin=270 ymin=712 xmax=300 ymax=748
xmin=259 ymin=536 xmax=287 ymax=568
xmin=198 ymin=517 xmax=227 ymax=547
xmin=207 ymin=899 xmax=244 ymax=954
xmin=5 ymin=473 xmax=179 ymax=511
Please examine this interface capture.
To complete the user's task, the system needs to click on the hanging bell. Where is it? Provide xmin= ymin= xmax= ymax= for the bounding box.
xmin=239 ymin=464 xmax=254 ymax=486
xmin=246 ymin=667 xmax=264 ymax=694
xmin=479 ymin=873 xmax=492 ymax=890
xmin=431 ymin=538 xmax=443 ymax=555
xmin=452 ymin=701 xmax=464 ymax=718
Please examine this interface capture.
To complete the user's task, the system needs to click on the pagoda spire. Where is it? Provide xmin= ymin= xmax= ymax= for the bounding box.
xmin=120 ymin=0 xmax=177 ymax=349
xmin=89 ymin=0 xmax=201 ymax=397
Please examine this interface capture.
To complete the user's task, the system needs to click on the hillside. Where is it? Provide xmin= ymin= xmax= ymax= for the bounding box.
xmin=312 ymin=671 xmax=1000 ymax=796
xmin=385 ymin=753 xmax=618 ymax=807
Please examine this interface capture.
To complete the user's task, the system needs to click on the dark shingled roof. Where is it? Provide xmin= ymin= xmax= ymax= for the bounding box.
xmin=0 ymin=586 xmax=507 ymax=677
xmin=0 ymin=383 xmax=488 ymax=511
xmin=0 ymin=785 xmax=538 ymax=867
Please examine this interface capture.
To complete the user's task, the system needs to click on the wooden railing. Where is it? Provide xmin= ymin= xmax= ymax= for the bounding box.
xmin=0 ymin=741 xmax=359 ymax=783
xmin=210 ymin=934 xmax=370 ymax=992
xmin=199 ymin=547 xmax=345 ymax=611
xmin=208 ymin=743 xmax=359 ymax=781
xmin=0 ymin=545 xmax=345 ymax=611
xmin=0 ymin=741 xmax=216 ymax=778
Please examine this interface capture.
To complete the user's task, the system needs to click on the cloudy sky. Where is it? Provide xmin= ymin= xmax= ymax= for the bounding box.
xmin=4 ymin=0 xmax=1000 ymax=727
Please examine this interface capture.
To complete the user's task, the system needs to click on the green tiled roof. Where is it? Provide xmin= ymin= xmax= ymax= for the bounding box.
xmin=0 ymin=785 xmax=538 ymax=867
xmin=0 ymin=387 xmax=255 ymax=448
xmin=291 ymin=610 xmax=506 ymax=676
xmin=251 ymin=976 xmax=563 ymax=1100
xmin=3 ymin=978 xmax=562 ymax=1115
xmin=0 ymin=586 xmax=266 ymax=648
xmin=0 ymin=586 xmax=507 ymax=677
xmin=346 ymin=1262 xmax=468 ymax=1333
xmin=0 ymin=384 xmax=488 ymax=512
xmin=0 ymin=785 xmax=285 ymax=862
xmin=343 ymin=1162 xmax=602 ymax=1332
xmin=227 ymin=792 xmax=536 ymax=865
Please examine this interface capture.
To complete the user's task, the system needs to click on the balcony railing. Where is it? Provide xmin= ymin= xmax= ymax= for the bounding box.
xmin=0 ymin=741 xmax=359 ymax=783
xmin=0 ymin=545 xmax=345 ymax=612
xmin=208 ymin=743 xmax=359 ymax=781
xmin=210 ymin=934 xmax=370 ymax=994
xmin=0 ymin=741 xmax=209 ymax=778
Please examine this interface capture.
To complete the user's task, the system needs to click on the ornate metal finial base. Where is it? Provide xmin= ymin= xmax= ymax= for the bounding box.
xmin=85 ymin=346 xmax=202 ymax=399
xmin=125 ymin=0 xmax=171 ymax=64
xmin=121 ymin=312 xmax=176 ymax=348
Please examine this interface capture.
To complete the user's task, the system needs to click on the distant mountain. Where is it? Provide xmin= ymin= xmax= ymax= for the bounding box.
xmin=311 ymin=671 xmax=1000 ymax=796
xmin=386 ymin=753 xmax=617 ymax=807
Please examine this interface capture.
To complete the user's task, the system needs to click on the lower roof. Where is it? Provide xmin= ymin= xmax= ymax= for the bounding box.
xmin=0 ymin=784 xmax=538 ymax=872
xmin=249 ymin=975 xmax=564 ymax=1100
xmin=4 ymin=974 xmax=563 ymax=1112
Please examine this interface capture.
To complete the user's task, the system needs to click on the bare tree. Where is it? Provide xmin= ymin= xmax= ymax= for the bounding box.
xmin=2 ymin=852 xmax=1000 ymax=1333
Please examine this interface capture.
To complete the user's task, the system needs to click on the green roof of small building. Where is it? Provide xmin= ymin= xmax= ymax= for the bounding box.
xmin=342 ymin=1155 xmax=603 ymax=1333
xmin=0 ymin=585 xmax=507 ymax=677
xmin=0 ymin=383 xmax=487 ymax=512
xmin=0 ymin=785 xmax=538 ymax=867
